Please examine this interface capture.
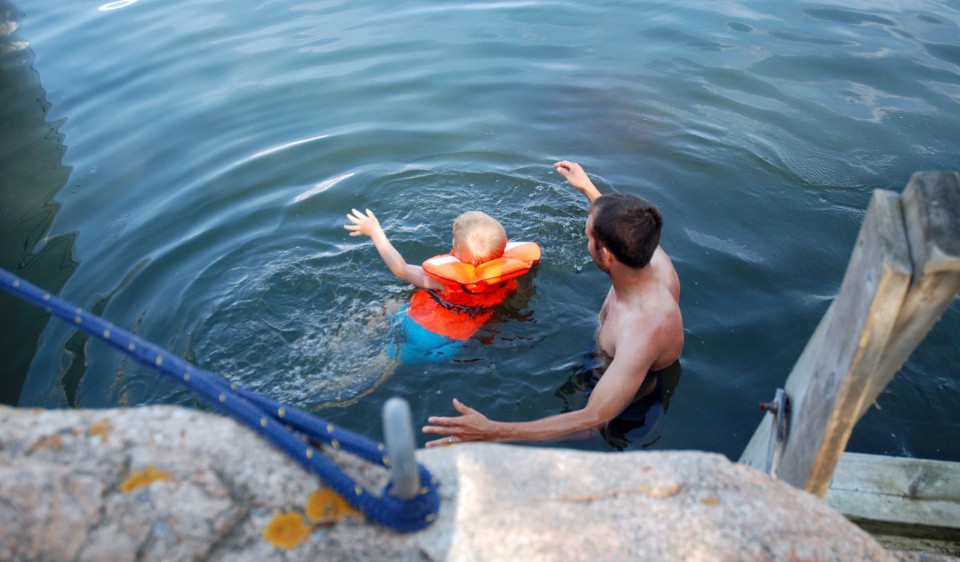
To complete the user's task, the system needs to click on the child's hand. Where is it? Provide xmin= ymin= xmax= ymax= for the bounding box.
xmin=344 ymin=208 xmax=382 ymax=238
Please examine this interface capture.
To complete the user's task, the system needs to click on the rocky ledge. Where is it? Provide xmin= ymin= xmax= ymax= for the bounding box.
xmin=0 ymin=405 xmax=952 ymax=561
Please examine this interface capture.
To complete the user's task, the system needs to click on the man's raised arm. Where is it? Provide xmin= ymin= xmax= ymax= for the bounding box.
xmin=555 ymin=160 xmax=602 ymax=203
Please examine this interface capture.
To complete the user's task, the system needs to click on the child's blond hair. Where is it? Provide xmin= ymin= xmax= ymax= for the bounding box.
xmin=452 ymin=211 xmax=507 ymax=266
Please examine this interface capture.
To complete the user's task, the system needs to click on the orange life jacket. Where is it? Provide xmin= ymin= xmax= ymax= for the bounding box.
xmin=421 ymin=241 xmax=541 ymax=307
xmin=407 ymin=241 xmax=541 ymax=340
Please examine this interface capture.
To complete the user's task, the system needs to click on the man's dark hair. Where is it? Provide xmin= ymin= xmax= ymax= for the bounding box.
xmin=590 ymin=192 xmax=663 ymax=268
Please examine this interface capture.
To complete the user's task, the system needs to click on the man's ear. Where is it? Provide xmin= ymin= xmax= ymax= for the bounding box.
xmin=597 ymin=245 xmax=615 ymax=268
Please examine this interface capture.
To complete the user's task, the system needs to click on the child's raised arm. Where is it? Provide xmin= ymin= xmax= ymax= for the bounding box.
xmin=344 ymin=208 xmax=445 ymax=291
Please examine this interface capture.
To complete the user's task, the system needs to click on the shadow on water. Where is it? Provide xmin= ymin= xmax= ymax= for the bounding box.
xmin=0 ymin=2 xmax=78 ymax=406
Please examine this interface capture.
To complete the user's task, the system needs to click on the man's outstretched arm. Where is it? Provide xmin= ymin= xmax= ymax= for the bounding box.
xmin=422 ymin=331 xmax=658 ymax=446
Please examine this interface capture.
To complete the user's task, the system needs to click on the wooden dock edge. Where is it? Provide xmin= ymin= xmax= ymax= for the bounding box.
xmin=826 ymin=452 xmax=960 ymax=555
xmin=739 ymin=172 xmax=960 ymax=556
xmin=740 ymin=172 xmax=959 ymax=495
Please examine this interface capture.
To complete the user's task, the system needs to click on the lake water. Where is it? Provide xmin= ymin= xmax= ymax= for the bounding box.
xmin=1 ymin=0 xmax=957 ymax=461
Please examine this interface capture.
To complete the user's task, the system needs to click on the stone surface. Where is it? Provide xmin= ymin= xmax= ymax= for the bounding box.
xmin=0 ymin=405 xmax=949 ymax=561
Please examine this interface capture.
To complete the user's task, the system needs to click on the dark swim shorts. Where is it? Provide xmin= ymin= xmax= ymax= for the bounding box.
xmin=581 ymin=353 xmax=682 ymax=451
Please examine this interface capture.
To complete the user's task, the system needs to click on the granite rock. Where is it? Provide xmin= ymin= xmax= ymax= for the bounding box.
xmin=0 ymin=405 xmax=923 ymax=561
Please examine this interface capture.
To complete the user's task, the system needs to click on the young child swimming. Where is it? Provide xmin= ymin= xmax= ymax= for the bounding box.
xmin=344 ymin=208 xmax=540 ymax=363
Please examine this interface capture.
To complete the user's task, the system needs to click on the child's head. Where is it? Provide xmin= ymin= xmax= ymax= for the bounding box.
xmin=452 ymin=211 xmax=507 ymax=266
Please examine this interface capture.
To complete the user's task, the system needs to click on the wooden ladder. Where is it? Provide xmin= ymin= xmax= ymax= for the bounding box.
xmin=739 ymin=171 xmax=960 ymax=545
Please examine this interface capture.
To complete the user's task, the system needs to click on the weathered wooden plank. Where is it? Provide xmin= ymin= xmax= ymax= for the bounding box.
xmin=739 ymin=403 xmax=775 ymax=473
xmin=856 ymin=171 xmax=960 ymax=421
xmin=825 ymin=452 xmax=960 ymax=541
xmin=830 ymin=453 xmax=960 ymax=505
xmin=741 ymin=189 xmax=913 ymax=493
xmin=903 ymin=171 xmax=960 ymax=271
xmin=742 ymin=172 xmax=960 ymax=500
xmin=740 ymin=317 xmax=829 ymax=475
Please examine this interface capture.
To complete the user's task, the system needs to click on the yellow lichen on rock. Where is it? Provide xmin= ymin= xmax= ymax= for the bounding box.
xmin=645 ymin=482 xmax=683 ymax=499
xmin=305 ymin=488 xmax=361 ymax=524
xmin=29 ymin=433 xmax=64 ymax=452
xmin=119 ymin=466 xmax=175 ymax=492
xmin=263 ymin=512 xmax=311 ymax=549
xmin=87 ymin=419 xmax=113 ymax=442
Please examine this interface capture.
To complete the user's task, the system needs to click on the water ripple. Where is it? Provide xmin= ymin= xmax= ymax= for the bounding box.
xmin=10 ymin=0 xmax=958 ymax=457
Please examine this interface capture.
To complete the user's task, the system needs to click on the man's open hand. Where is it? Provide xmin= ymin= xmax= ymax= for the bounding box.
xmin=422 ymin=398 xmax=498 ymax=447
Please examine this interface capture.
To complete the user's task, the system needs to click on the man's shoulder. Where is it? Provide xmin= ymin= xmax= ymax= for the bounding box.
xmin=649 ymin=248 xmax=681 ymax=301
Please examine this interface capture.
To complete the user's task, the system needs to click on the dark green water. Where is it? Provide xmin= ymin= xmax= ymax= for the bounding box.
xmin=1 ymin=0 xmax=957 ymax=461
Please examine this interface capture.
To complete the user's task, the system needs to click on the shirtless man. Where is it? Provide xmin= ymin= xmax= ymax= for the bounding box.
xmin=422 ymin=161 xmax=684 ymax=447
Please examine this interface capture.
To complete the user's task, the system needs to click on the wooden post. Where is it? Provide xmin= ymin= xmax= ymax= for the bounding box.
xmin=740 ymin=171 xmax=960 ymax=498
xmin=854 ymin=172 xmax=960 ymax=420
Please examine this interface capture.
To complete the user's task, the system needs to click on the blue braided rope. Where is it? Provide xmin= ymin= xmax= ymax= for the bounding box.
xmin=0 ymin=267 xmax=440 ymax=533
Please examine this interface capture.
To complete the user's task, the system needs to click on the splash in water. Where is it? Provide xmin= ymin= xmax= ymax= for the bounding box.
xmin=189 ymin=251 xmax=401 ymax=410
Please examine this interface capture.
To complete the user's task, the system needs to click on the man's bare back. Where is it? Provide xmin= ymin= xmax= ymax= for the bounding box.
xmin=595 ymin=246 xmax=683 ymax=372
